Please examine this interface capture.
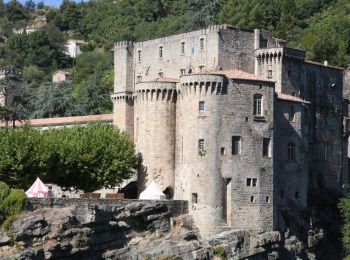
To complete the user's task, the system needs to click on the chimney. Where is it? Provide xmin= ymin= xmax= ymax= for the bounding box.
xmin=254 ymin=29 xmax=260 ymax=50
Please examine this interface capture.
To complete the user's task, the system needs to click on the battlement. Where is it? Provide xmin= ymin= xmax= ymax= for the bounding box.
xmin=111 ymin=91 xmax=134 ymax=102
xmin=255 ymin=47 xmax=305 ymax=61
xmin=114 ymin=41 xmax=134 ymax=48
xmin=179 ymin=74 xmax=225 ymax=95
xmin=135 ymin=81 xmax=177 ymax=92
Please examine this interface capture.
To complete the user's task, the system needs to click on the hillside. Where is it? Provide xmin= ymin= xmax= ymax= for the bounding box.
xmin=0 ymin=0 xmax=349 ymax=120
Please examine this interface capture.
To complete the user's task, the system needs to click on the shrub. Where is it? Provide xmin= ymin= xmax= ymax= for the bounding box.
xmin=0 ymin=181 xmax=10 ymax=202
xmin=0 ymin=189 xmax=25 ymax=228
xmin=213 ymin=246 xmax=227 ymax=260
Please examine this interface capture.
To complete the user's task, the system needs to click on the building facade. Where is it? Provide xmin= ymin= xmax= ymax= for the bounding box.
xmin=111 ymin=24 xmax=347 ymax=236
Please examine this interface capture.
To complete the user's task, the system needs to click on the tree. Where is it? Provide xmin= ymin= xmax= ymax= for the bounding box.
xmin=0 ymin=124 xmax=137 ymax=191
xmin=31 ymin=82 xmax=76 ymax=118
xmin=24 ymin=0 xmax=35 ymax=12
xmin=75 ymin=74 xmax=112 ymax=115
xmin=22 ymin=65 xmax=45 ymax=84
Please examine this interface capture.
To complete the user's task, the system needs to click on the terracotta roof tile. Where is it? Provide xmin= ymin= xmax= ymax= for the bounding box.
xmin=276 ymin=93 xmax=311 ymax=104
xmin=144 ymin=77 xmax=180 ymax=83
xmin=1 ymin=114 xmax=113 ymax=128
xmin=198 ymin=69 xmax=273 ymax=82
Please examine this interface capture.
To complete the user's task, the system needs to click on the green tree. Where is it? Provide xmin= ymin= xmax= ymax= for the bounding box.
xmin=22 ymin=65 xmax=45 ymax=84
xmin=31 ymin=82 xmax=76 ymax=118
xmin=24 ymin=0 xmax=35 ymax=12
xmin=0 ymin=124 xmax=137 ymax=191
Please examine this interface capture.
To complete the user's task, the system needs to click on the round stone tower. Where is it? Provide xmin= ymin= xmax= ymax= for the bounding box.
xmin=134 ymin=80 xmax=177 ymax=198
xmin=175 ymin=74 xmax=226 ymax=236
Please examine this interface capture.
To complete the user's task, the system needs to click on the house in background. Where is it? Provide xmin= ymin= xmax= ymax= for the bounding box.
xmin=13 ymin=16 xmax=47 ymax=35
xmin=64 ymin=39 xmax=87 ymax=58
xmin=52 ymin=69 xmax=72 ymax=83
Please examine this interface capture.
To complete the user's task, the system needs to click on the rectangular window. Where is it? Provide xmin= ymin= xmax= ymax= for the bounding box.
xmin=181 ymin=42 xmax=185 ymax=54
xmin=267 ymin=69 xmax=272 ymax=78
xmin=221 ymin=147 xmax=225 ymax=155
xmin=295 ymin=192 xmax=299 ymax=199
xmin=287 ymin=142 xmax=296 ymax=161
xmin=263 ymin=138 xmax=270 ymax=157
xmin=158 ymin=72 xmax=163 ymax=78
xmin=324 ymin=141 xmax=328 ymax=161
xmin=138 ymin=50 xmax=141 ymax=62
xmin=198 ymin=139 xmax=204 ymax=153
xmin=289 ymin=105 xmax=295 ymax=121
xmin=180 ymin=69 xmax=185 ymax=76
xmin=232 ymin=136 xmax=241 ymax=155
xmin=252 ymin=178 xmax=257 ymax=187
xmin=247 ymin=178 xmax=257 ymax=187
xmin=200 ymin=38 xmax=205 ymax=50
xmin=192 ymin=193 xmax=198 ymax=203
xmin=253 ymin=94 xmax=263 ymax=116
xmin=247 ymin=178 xmax=252 ymax=186
xmin=159 ymin=46 xmax=163 ymax=58
xmin=266 ymin=196 xmax=270 ymax=203
xmin=199 ymin=101 xmax=205 ymax=111
xmin=137 ymin=76 xmax=142 ymax=83
xmin=280 ymin=190 xmax=284 ymax=199
xmin=250 ymin=196 xmax=255 ymax=203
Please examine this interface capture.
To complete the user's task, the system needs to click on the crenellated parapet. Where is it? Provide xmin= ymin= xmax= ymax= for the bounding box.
xmin=111 ymin=91 xmax=134 ymax=103
xmin=255 ymin=47 xmax=305 ymax=63
xmin=179 ymin=74 xmax=226 ymax=96
xmin=135 ymin=81 xmax=177 ymax=102
xmin=114 ymin=41 xmax=134 ymax=49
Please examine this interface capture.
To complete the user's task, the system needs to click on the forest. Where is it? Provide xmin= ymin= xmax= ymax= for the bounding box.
xmin=0 ymin=0 xmax=349 ymax=120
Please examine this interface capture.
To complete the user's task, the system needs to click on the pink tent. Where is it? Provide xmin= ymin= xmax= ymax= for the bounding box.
xmin=25 ymin=177 xmax=49 ymax=198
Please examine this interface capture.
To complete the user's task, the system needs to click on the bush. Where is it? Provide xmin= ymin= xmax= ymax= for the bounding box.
xmin=0 ymin=189 xmax=25 ymax=227
xmin=0 ymin=181 xmax=10 ymax=202
xmin=213 ymin=246 xmax=227 ymax=260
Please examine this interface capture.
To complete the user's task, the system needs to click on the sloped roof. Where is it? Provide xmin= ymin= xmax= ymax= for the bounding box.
xmin=1 ymin=114 xmax=113 ymax=128
xmin=52 ymin=69 xmax=72 ymax=76
xmin=198 ymin=69 xmax=273 ymax=82
xmin=144 ymin=77 xmax=180 ymax=83
xmin=276 ymin=92 xmax=311 ymax=104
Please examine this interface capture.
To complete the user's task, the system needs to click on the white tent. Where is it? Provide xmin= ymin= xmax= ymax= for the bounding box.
xmin=25 ymin=177 xmax=49 ymax=198
xmin=139 ymin=181 xmax=166 ymax=200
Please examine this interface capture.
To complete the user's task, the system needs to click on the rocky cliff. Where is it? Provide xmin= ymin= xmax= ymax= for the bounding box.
xmin=0 ymin=198 xmax=287 ymax=259
xmin=0 ymin=197 xmax=339 ymax=260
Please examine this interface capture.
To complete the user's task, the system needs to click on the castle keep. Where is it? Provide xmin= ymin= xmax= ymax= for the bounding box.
xmin=111 ymin=24 xmax=348 ymax=235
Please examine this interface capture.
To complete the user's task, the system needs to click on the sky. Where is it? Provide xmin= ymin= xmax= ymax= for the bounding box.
xmin=5 ymin=0 xmax=84 ymax=8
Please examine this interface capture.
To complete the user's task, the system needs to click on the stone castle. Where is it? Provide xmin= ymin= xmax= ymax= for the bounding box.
xmin=111 ymin=24 xmax=348 ymax=236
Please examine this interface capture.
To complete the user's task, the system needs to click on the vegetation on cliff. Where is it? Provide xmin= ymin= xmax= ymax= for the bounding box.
xmin=0 ymin=181 xmax=25 ymax=229
xmin=0 ymin=124 xmax=138 ymax=191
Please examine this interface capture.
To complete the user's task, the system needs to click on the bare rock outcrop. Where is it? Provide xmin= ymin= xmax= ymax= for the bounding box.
xmin=0 ymin=199 xmax=283 ymax=259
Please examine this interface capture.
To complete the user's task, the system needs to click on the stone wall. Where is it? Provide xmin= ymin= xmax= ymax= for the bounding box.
xmin=134 ymin=81 xmax=177 ymax=194
xmin=175 ymin=74 xmax=275 ymax=235
xmin=24 ymin=198 xmax=188 ymax=217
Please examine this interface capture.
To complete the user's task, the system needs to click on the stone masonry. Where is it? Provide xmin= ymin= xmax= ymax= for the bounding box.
xmin=111 ymin=24 xmax=348 ymax=236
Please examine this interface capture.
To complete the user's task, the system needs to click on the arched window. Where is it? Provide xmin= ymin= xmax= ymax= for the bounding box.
xmin=287 ymin=142 xmax=296 ymax=161
xmin=253 ymin=94 xmax=263 ymax=116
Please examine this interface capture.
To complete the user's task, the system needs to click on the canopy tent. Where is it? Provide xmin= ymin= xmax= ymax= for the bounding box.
xmin=139 ymin=181 xmax=166 ymax=200
xmin=25 ymin=177 xmax=49 ymax=198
